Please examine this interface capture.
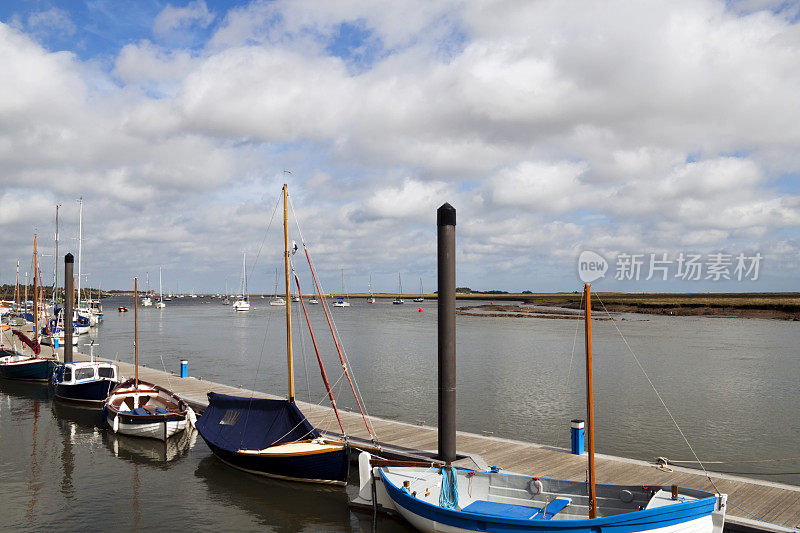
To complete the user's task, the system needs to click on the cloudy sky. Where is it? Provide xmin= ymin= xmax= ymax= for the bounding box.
xmin=1 ymin=0 xmax=799 ymax=294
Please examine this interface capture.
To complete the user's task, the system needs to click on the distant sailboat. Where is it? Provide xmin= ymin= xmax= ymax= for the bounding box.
xmin=269 ymin=269 xmax=286 ymax=307
xmin=367 ymin=274 xmax=376 ymax=304
xmin=233 ymin=252 xmax=251 ymax=312
xmin=155 ymin=267 xmax=166 ymax=309
xmin=141 ymin=272 xmax=152 ymax=307
xmin=333 ymin=269 xmax=351 ymax=307
xmin=413 ymin=277 xmax=424 ymax=302
xmin=393 ymin=273 xmax=404 ymax=304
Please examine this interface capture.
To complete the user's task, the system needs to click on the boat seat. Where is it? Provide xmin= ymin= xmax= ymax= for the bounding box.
xmin=462 ymin=497 xmax=571 ymax=520
xmin=532 ymin=498 xmax=571 ymax=519
xmin=462 ymin=500 xmax=542 ymax=519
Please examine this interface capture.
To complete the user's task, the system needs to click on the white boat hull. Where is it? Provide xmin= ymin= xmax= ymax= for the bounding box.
xmin=106 ymin=411 xmax=187 ymax=440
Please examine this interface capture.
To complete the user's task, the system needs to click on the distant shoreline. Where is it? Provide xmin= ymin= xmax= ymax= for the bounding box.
xmin=97 ymin=291 xmax=800 ymax=320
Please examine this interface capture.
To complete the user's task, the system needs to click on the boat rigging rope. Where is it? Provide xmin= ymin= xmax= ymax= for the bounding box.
xmin=249 ymin=193 xmax=283 ymax=287
xmin=293 ymin=271 xmax=346 ymax=434
xmin=594 ymin=293 xmax=722 ymax=496
xmin=288 ymin=196 xmax=378 ymax=444
xmin=294 ymin=285 xmax=312 ymax=402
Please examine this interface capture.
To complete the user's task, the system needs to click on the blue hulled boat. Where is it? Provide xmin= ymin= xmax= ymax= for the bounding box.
xmin=51 ymin=360 xmax=121 ymax=406
xmin=196 ymin=185 xmax=356 ymax=486
xmin=196 ymin=393 xmax=349 ymax=485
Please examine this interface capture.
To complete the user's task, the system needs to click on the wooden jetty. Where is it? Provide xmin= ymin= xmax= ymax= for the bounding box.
xmin=103 ymin=358 xmax=799 ymax=532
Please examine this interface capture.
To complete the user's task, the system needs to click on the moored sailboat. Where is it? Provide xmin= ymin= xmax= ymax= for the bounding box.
xmin=332 ymin=268 xmax=351 ymax=307
xmin=155 ymin=267 xmax=166 ymax=309
xmin=0 ymin=235 xmax=58 ymax=381
xmin=232 ymin=252 xmax=251 ymax=311
xmin=196 ymin=184 xmax=364 ymax=485
xmin=103 ymin=278 xmax=195 ymax=440
xmin=359 ymin=284 xmax=728 ymax=533
xmin=393 ymin=273 xmax=405 ymax=304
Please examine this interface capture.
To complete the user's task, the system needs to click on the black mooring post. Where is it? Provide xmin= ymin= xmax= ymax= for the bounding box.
xmin=437 ymin=203 xmax=457 ymax=463
xmin=64 ymin=253 xmax=74 ymax=363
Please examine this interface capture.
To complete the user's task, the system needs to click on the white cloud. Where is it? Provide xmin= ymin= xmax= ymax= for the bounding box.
xmin=154 ymin=0 xmax=215 ymax=38
xmin=1 ymin=1 xmax=800 ymax=291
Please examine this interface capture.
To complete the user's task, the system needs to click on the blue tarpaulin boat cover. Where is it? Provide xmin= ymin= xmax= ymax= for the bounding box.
xmin=197 ymin=392 xmax=319 ymax=453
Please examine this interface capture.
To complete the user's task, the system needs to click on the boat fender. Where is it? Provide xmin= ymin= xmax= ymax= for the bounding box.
xmin=619 ymin=489 xmax=634 ymax=503
xmin=187 ymin=406 xmax=197 ymax=429
xmin=528 ymin=477 xmax=543 ymax=496
xmin=113 ymin=414 xmax=119 ymax=433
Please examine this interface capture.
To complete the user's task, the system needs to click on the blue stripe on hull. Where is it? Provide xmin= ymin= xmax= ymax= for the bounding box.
xmin=201 ymin=439 xmax=349 ymax=484
xmin=54 ymin=380 xmax=119 ymax=406
xmin=0 ymin=360 xmax=55 ymax=381
xmin=382 ymin=469 xmax=716 ymax=533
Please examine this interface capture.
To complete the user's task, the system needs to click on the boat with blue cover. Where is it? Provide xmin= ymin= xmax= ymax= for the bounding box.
xmin=197 ymin=184 xmax=363 ymax=486
xmin=196 ymin=392 xmax=349 ymax=484
xmin=356 ymin=284 xmax=727 ymax=533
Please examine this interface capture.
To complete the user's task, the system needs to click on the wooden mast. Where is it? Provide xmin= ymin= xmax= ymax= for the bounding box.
xmin=283 ymin=184 xmax=295 ymax=401
xmin=584 ymin=283 xmax=597 ymax=518
xmin=134 ymin=277 xmax=139 ymax=388
xmin=33 ymin=234 xmax=38 ymax=344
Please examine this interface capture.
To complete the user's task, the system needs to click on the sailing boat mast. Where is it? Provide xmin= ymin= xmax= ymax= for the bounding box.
xmin=33 ymin=234 xmax=38 ymax=338
xmin=77 ymin=197 xmax=82 ymax=310
xmin=134 ymin=277 xmax=139 ymax=388
xmin=283 ymin=184 xmax=294 ymax=401
xmin=241 ymin=252 xmax=247 ymax=299
xmin=584 ymin=283 xmax=597 ymax=518
xmin=54 ymin=204 xmax=60 ymax=306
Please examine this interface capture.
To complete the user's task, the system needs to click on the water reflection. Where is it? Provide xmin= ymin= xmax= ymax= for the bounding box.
xmin=194 ymin=455 xmax=412 ymax=532
xmin=106 ymin=429 xmax=197 ymax=467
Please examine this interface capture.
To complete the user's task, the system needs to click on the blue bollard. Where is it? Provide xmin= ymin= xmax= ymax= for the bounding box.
xmin=180 ymin=359 xmax=188 ymax=378
xmin=571 ymin=419 xmax=585 ymax=455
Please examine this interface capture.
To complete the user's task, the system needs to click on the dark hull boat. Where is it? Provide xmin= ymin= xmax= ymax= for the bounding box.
xmin=0 ymin=350 xmax=56 ymax=381
xmin=196 ymin=393 xmax=349 ymax=485
xmin=52 ymin=360 xmax=120 ymax=407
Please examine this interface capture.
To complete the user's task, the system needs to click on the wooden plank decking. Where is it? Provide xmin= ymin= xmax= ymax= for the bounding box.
xmin=113 ymin=360 xmax=800 ymax=532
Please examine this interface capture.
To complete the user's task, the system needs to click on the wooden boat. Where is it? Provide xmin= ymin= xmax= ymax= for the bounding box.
xmin=196 ymin=184 xmax=351 ymax=485
xmin=104 ymin=378 xmax=194 ymax=440
xmin=357 ymin=284 xmax=727 ymax=533
xmin=102 ymin=278 xmax=195 ymax=440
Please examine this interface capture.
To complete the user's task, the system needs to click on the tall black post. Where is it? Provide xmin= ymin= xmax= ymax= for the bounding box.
xmin=64 ymin=253 xmax=74 ymax=363
xmin=437 ymin=203 xmax=456 ymax=463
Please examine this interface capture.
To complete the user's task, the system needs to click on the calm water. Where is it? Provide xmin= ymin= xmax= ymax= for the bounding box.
xmin=1 ymin=296 xmax=798 ymax=531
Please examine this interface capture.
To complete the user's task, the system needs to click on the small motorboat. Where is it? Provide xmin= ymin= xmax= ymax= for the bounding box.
xmin=52 ymin=359 xmax=121 ymax=407
xmin=118 ymin=306 xmax=128 ymax=312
